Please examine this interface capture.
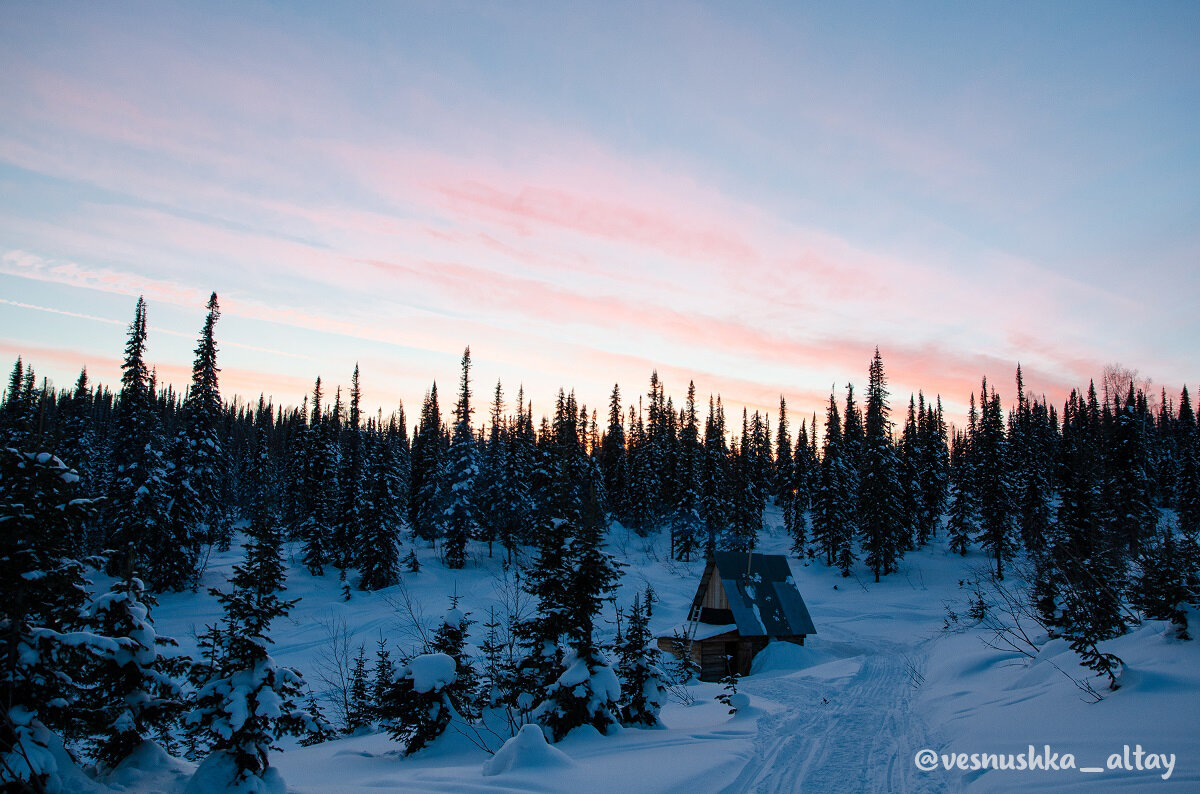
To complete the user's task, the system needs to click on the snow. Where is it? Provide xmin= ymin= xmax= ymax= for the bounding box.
xmin=59 ymin=504 xmax=1200 ymax=792
xmin=661 ymin=622 xmax=735 ymax=641
xmin=481 ymin=724 xmax=573 ymax=776
xmin=405 ymin=653 xmax=456 ymax=694
xmin=184 ymin=751 xmax=287 ymax=794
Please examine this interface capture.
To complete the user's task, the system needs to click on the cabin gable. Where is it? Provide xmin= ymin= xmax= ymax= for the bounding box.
xmin=664 ymin=552 xmax=817 ymax=681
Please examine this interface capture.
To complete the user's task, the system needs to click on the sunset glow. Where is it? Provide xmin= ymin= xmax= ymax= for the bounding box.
xmin=2 ymin=2 xmax=1197 ymax=425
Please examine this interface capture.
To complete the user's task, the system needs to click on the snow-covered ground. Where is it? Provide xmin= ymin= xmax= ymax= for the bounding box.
xmin=96 ymin=508 xmax=1199 ymax=792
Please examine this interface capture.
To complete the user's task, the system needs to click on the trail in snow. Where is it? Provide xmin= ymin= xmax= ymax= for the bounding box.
xmin=728 ymin=631 xmax=948 ymax=794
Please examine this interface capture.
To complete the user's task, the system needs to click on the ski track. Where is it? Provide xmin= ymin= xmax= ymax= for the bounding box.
xmin=727 ymin=631 xmax=948 ymax=794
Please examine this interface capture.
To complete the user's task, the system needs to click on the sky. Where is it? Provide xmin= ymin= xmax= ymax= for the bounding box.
xmin=1 ymin=1 xmax=1197 ymax=431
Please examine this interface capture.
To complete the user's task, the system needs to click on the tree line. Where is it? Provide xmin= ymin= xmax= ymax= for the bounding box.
xmin=3 ymin=292 xmax=1199 ymax=789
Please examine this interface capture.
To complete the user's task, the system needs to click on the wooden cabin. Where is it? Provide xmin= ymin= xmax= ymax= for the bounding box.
xmin=658 ymin=552 xmax=816 ymax=682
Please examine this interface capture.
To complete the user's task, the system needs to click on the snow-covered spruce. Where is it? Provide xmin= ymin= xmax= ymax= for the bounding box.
xmin=0 ymin=447 xmax=97 ymax=791
xmin=184 ymin=435 xmax=319 ymax=790
xmin=380 ymin=652 xmax=458 ymax=755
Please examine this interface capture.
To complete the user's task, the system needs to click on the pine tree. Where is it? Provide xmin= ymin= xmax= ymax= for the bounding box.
xmin=165 ymin=292 xmax=228 ymax=591
xmin=299 ymin=378 xmax=338 ymax=576
xmin=185 ymin=429 xmax=313 ymax=788
xmin=106 ymin=297 xmax=173 ymax=587
xmin=346 ymin=644 xmax=371 ymax=733
xmin=371 ymin=636 xmax=394 ymax=723
xmin=333 ymin=365 xmax=367 ymax=573
xmin=974 ymin=380 xmax=1013 ymax=579
xmin=410 ymin=383 xmax=448 ymax=543
xmin=380 ymin=653 xmax=458 ymax=755
xmin=600 ymin=384 xmax=629 ymax=524
xmin=80 ymin=575 xmax=187 ymax=771
xmin=1108 ymin=385 xmax=1155 ymax=554
xmin=444 ymin=349 xmax=479 ymax=569
xmin=430 ymin=597 xmax=481 ymax=720
xmin=357 ymin=430 xmax=404 ymax=590
xmin=1131 ymin=524 xmax=1198 ymax=640
xmin=672 ymin=382 xmax=704 ymax=561
xmin=0 ymin=448 xmax=96 ymax=791
xmin=859 ymin=350 xmax=903 ymax=582
xmin=615 ymin=594 xmax=665 ymax=728
xmin=946 ymin=432 xmax=978 ymax=556
xmin=1175 ymin=387 xmax=1200 ymax=534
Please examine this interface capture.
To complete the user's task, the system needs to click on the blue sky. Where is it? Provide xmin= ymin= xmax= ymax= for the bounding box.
xmin=1 ymin=1 xmax=1197 ymax=425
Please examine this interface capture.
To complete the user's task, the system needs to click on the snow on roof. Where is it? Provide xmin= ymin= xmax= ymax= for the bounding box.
xmin=710 ymin=552 xmax=817 ymax=638
xmin=657 ymin=623 xmax=738 ymax=641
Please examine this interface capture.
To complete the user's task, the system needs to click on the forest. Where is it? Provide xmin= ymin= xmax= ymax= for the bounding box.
xmin=2 ymin=292 xmax=1198 ymax=792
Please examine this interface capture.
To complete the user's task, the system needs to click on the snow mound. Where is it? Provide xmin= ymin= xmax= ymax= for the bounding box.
xmin=406 ymin=653 xmax=456 ymax=694
xmin=481 ymin=724 xmax=574 ymax=777
xmin=749 ymin=640 xmax=837 ymax=675
xmin=106 ymin=740 xmax=192 ymax=791
xmin=184 ymin=750 xmax=287 ymax=794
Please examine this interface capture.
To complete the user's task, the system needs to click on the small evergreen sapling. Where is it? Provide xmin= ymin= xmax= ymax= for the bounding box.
xmin=430 ymin=596 xmax=482 ymax=721
xmin=184 ymin=434 xmax=317 ymax=788
xmin=1132 ymin=525 xmax=1199 ymax=640
xmin=346 ymin=644 xmax=371 ymax=733
xmin=81 ymin=575 xmax=187 ymax=772
xmin=615 ymin=594 xmax=665 ymax=728
xmin=716 ymin=671 xmax=741 ymax=714
xmin=381 ymin=653 xmax=458 ymax=755
xmin=372 ymin=636 xmax=394 ymax=723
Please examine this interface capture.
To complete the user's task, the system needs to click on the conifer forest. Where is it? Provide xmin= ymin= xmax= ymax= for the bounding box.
xmin=4 ymin=3 xmax=1199 ymax=792
xmin=3 ymin=293 xmax=1198 ymax=791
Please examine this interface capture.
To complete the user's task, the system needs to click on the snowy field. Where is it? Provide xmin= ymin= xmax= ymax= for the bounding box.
xmin=88 ymin=507 xmax=1200 ymax=793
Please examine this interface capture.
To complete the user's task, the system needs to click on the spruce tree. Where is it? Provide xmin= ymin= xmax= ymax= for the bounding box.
xmin=946 ymin=431 xmax=978 ymax=555
xmin=615 ymin=594 xmax=665 ymax=728
xmin=0 ymin=448 xmax=95 ymax=791
xmin=410 ymin=384 xmax=448 ymax=543
xmin=381 ymin=653 xmax=457 ymax=755
xmin=357 ymin=431 xmax=404 ymax=591
xmin=1131 ymin=524 xmax=1198 ymax=640
xmin=813 ymin=393 xmax=854 ymax=574
xmin=371 ymin=636 xmax=394 ymax=723
xmin=346 ymin=645 xmax=371 ymax=733
xmin=185 ymin=430 xmax=313 ymax=788
xmin=81 ymin=575 xmax=187 ymax=771
xmin=672 ymin=382 xmax=704 ymax=561
xmin=1175 ymin=387 xmax=1200 ymax=534
xmin=859 ymin=350 xmax=903 ymax=582
xmin=600 ymin=384 xmax=629 ymax=524
xmin=974 ymin=380 xmax=1013 ymax=579
xmin=299 ymin=378 xmax=338 ymax=576
xmin=333 ymin=365 xmax=366 ymax=573
xmin=443 ymin=349 xmax=479 ymax=569
xmin=1108 ymin=385 xmax=1155 ymax=554
xmin=701 ymin=396 xmax=731 ymax=558
xmin=430 ymin=597 xmax=481 ymax=721
xmin=166 ymin=292 xmax=228 ymax=591
xmin=106 ymin=297 xmax=173 ymax=587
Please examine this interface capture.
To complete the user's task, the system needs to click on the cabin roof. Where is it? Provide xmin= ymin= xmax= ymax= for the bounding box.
xmin=706 ymin=552 xmax=817 ymax=638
